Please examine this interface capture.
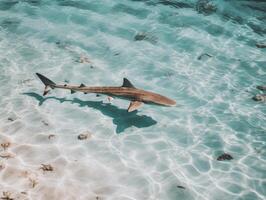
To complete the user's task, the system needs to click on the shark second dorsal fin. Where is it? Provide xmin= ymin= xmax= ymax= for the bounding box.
xmin=127 ymin=101 xmax=143 ymax=112
xmin=122 ymin=78 xmax=135 ymax=88
xmin=79 ymin=83 xmax=86 ymax=88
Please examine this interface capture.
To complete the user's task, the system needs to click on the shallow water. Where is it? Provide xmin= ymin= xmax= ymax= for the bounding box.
xmin=0 ymin=0 xmax=265 ymax=199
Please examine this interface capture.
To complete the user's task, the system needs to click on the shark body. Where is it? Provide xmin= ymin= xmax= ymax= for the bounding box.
xmin=36 ymin=73 xmax=176 ymax=112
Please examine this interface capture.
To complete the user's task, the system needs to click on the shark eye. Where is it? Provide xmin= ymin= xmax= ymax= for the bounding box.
xmin=64 ymin=84 xmax=67 ymax=87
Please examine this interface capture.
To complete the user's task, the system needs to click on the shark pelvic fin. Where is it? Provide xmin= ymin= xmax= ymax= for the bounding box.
xmin=127 ymin=101 xmax=143 ymax=112
xmin=43 ymin=86 xmax=50 ymax=96
xmin=79 ymin=83 xmax=86 ymax=88
xmin=71 ymin=89 xmax=76 ymax=94
xmin=122 ymin=78 xmax=135 ymax=88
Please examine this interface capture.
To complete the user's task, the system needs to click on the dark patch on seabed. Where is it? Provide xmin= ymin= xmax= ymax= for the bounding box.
xmin=157 ymin=0 xmax=192 ymax=9
xmin=0 ymin=18 xmax=21 ymax=32
xmin=0 ymin=0 xmax=18 ymax=10
xmin=245 ymin=4 xmax=266 ymax=13
xmin=217 ymin=153 xmax=233 ymax=161
xmin=129 ymin=0 xmax=192 ymax=8
xmin=112 ymin=3 xmax=150 ymax=19
xmin=0 ymin=0 xmax=41 ymax=10
xmin=23 ymin=92 xmax=157 ymax=133
xmin=57 ymin=0 xmax=89 ymax=10
xmin=130 ymin=0 xmax=266 ymax=35
xmin=56 ymin=0 xmax=101 ymax=12
xmin=196 ymin=0 xmax=217 ymax=15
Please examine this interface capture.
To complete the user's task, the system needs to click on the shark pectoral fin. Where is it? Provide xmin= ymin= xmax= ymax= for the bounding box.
xmin=127 ymin=101 xmax=143 ymax=112
xmin=107 ymin=96 xmax=114 ymax=102
xmin=71 ymin=89 xmax=76 ymax=94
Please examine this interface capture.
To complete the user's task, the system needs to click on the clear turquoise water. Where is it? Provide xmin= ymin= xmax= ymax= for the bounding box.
xmin=0 ymin=0 xmax=265 ymax=199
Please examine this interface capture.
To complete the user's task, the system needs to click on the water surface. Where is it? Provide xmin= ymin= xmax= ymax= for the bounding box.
xmin=0 ymin=0 xmax=265 ymax=199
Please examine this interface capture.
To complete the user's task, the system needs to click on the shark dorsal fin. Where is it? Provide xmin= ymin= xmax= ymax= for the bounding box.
xmin=122 ymin=78 xmax=135 ymax=88
xmin=79 ymin=83 xmax=86 ymax=88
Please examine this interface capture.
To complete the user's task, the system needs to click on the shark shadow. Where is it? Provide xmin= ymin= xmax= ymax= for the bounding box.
xmin=23 ymin=92 xmax=157 ymax=133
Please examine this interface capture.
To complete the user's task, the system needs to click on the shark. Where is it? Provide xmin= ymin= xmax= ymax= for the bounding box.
xmin=36 ymin=73 xmax=176 ymax=112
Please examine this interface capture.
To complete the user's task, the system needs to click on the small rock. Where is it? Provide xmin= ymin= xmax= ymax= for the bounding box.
xmin=1 ymin=191 xmax=13 ymax=200
xmin=252 ymin=94 xmax=266 ymax=102
xmin=256 ymin=43 xmax=266 ymax=48
xmin=134 ymin=32 xmax=157 ymax=44
xmin=217 ymin=153 xmax=233 ymax=161
xmin=42 ymin=121 xmax=49 ymax=126
xmin=0 ymin=163 xmax=5 ymax=170
xmin=77 ymin=55 xmax=91 ymax=63
xmin=20 ymin=192 xmax=27 ymax=195
xmin=256 ymin=85 xmax=266 ymax=91
xmin=1 ymin=142 xmax=11 ymax=150
xmin=7 ymin=118 xmax=14 ymax=122
xmin=78 ymin=134 xmax=87 ymax=140
xmin=29 ymin=178 xmax=38 ymax=188
xmin=196 ymin=0 xmax=217 ymax=15
xmin=0 ymin=152 xmax=15 ymax=159
xmin=55 ymin=41 xmax=68 ymax=49
xmin=177 ymin=185 xmax=186 ymax=189
xmin=40 ymin=164 xmax=54 ymax=172
xmin=197 ymin=53 xmax=212 ymax=60
xmin=78 ymin=131 xmax=92 ymax=140
xmin=48 ymin=134 xmax=55 ymax=140
xmin=134 ymin=32 xmax=147 ymax=41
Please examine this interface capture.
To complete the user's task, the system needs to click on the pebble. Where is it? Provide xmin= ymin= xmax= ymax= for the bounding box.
xmin=217 ymin=153 xmax=233 ymax=161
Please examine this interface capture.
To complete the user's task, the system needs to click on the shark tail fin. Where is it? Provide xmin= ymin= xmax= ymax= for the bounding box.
xmin=36 ymin=73 xmax=56 ymax=96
